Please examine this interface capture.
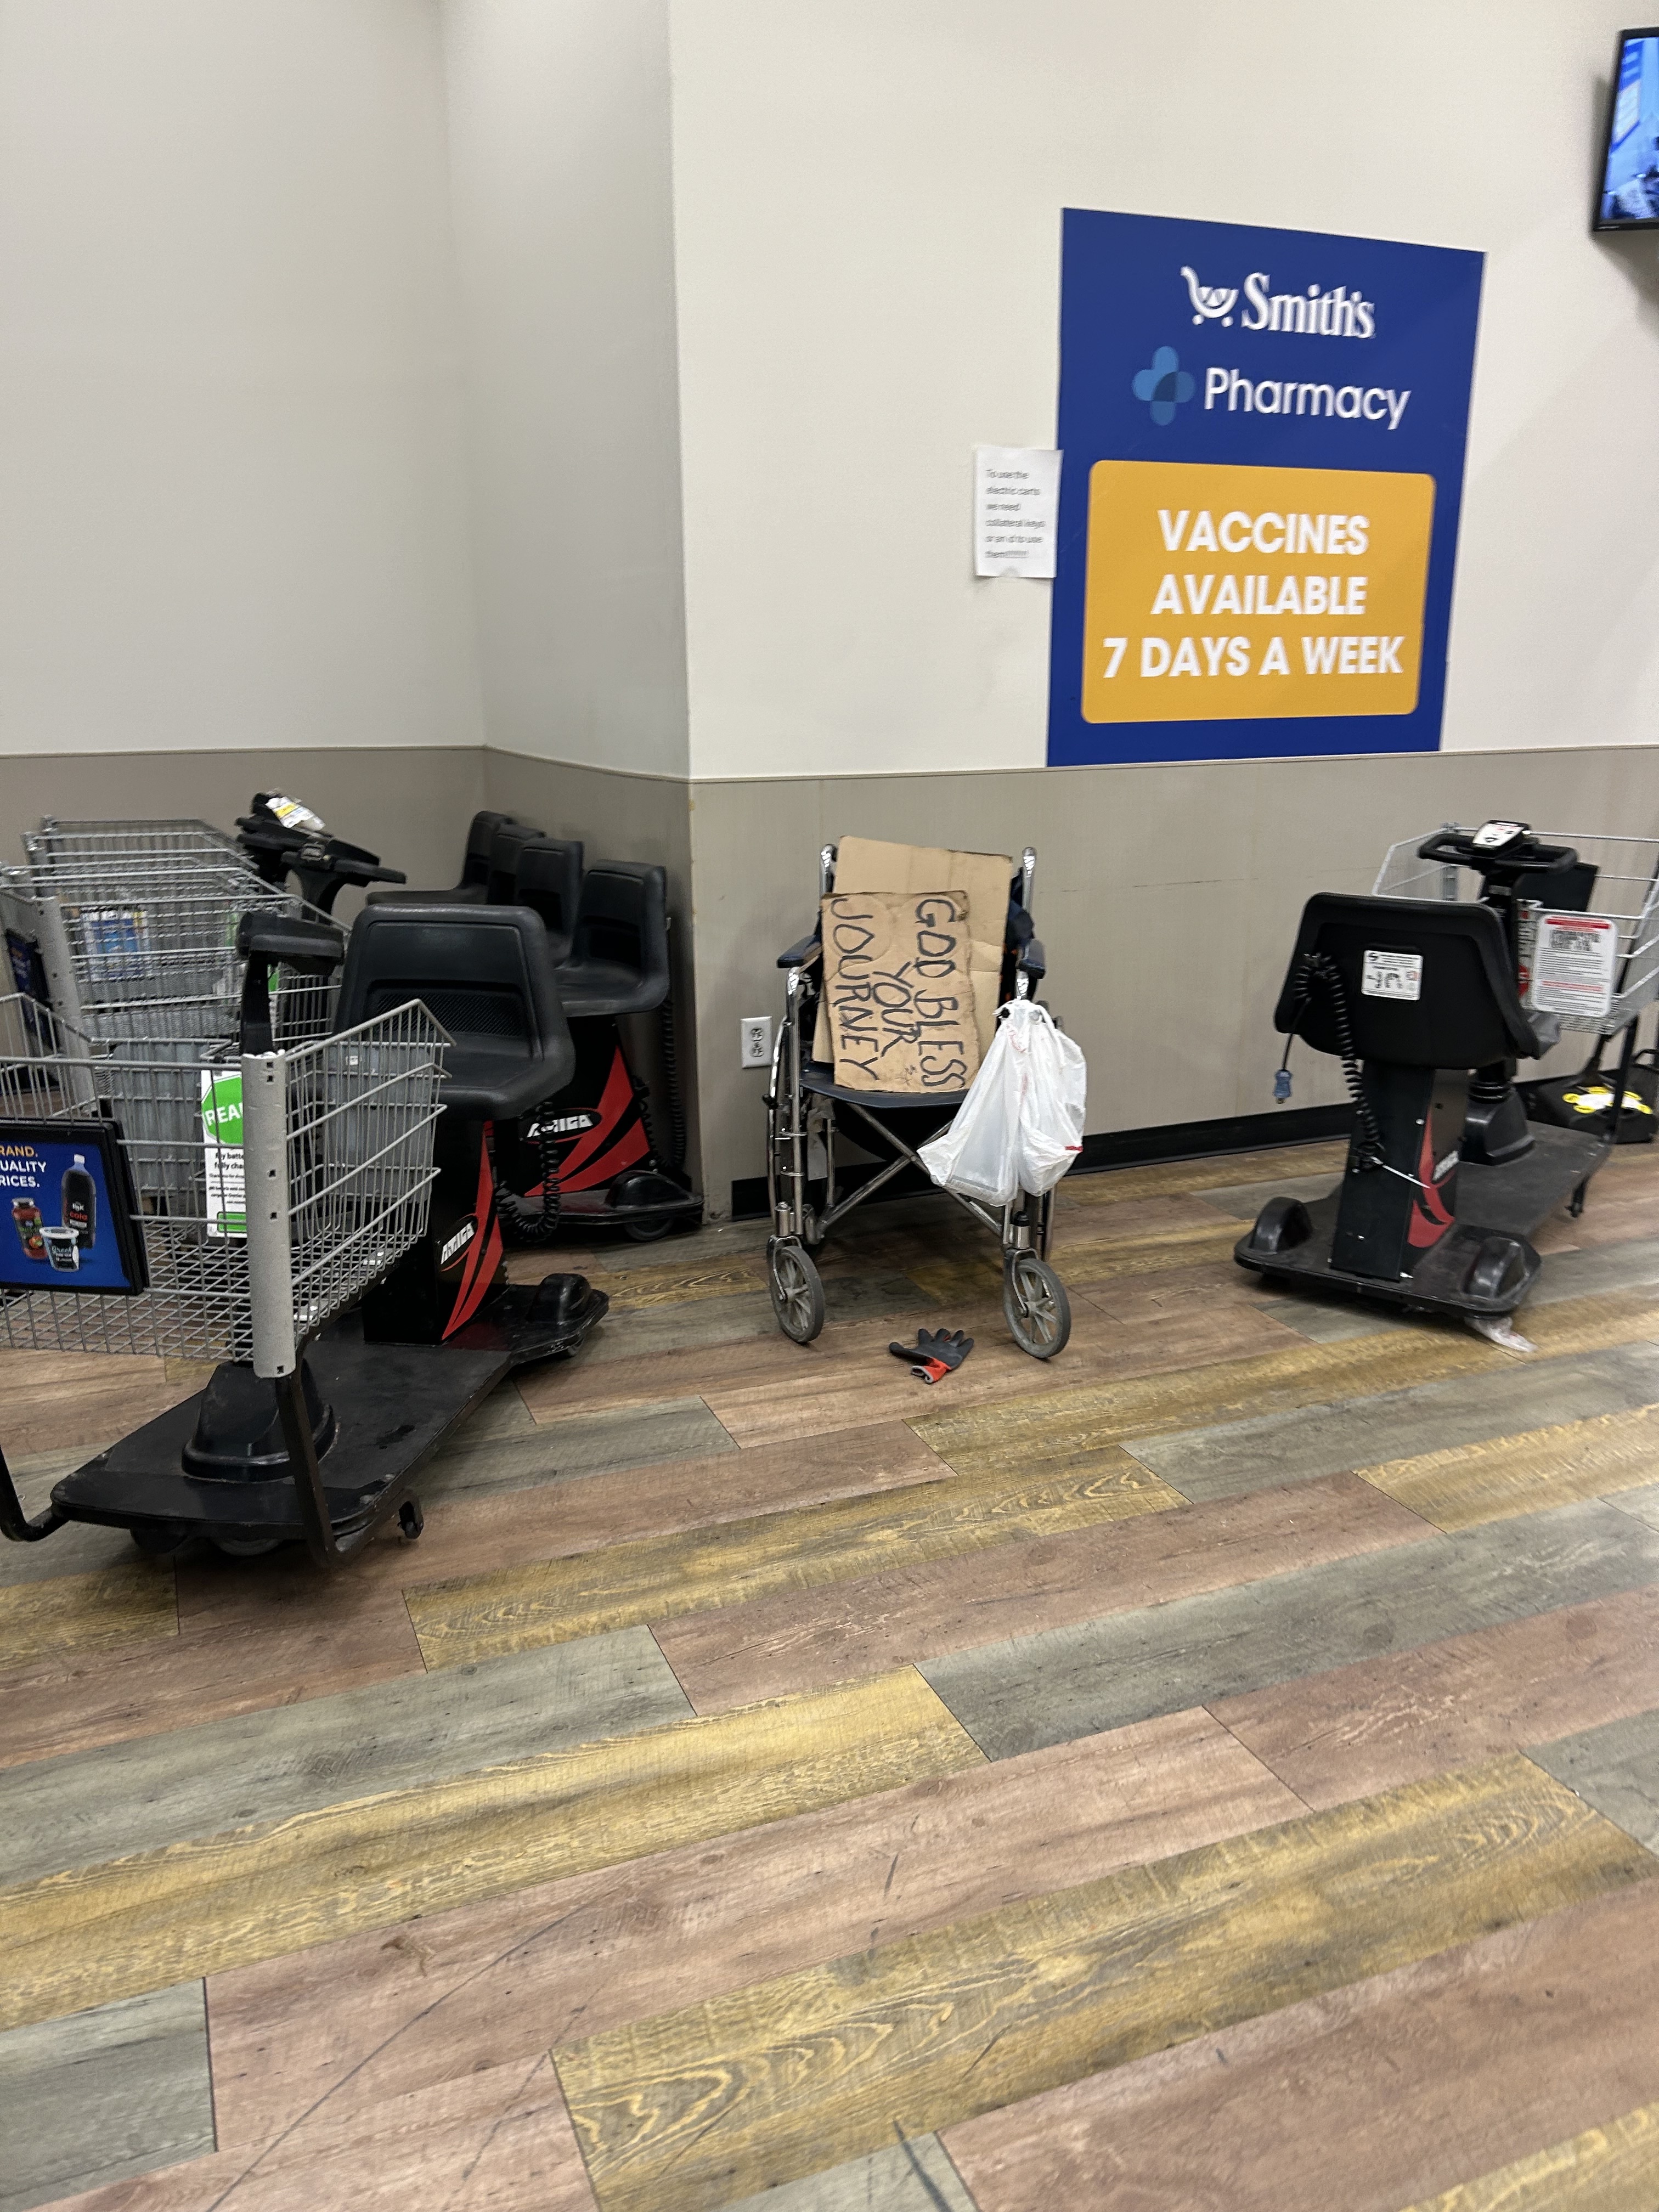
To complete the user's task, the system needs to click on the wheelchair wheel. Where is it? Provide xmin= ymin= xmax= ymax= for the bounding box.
xmin=768 ymin=1236 xmax=826 ymax=1344
xmin=1003 ymin=1250 xmax=1071 ymax=1359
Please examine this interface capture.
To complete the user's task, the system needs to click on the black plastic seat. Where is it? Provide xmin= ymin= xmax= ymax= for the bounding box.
xmin=1275 ymin=894 xmax=1553 ymax=1065
xmin=367 ymin=811 xmax=541 ymax=909
xmin=334 ymin=904 xmax=574 ymax=1118
xmin=551 ymin=862 xmax=669 ymax=1018
xmin=483 ymin=820 xmax=551 ymax=906
xmin=512 ymin=838 xmax=583 ymax=963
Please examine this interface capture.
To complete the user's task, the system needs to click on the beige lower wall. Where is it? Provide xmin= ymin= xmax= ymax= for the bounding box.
xmin=687 ymin=747 xmax=1659 ymax=1215
xmin=0 ymin=745 xmax=706 ymax=1186
xmin=11 ymin=744 xmax=1659 ymax=1223
xmin=0 ymin=748 xmax=486 ymax=916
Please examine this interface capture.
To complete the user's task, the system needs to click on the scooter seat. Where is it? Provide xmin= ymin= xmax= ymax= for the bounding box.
xmin=367 ymin=882 xmax=489 ymax=907
xmin=550 ymin=958 xmax=664 ymax=1020
xmin=551 ymin=862 xmax=671 ymax=1020
xmin=334 ymin=905 xmax=576 ymax=1120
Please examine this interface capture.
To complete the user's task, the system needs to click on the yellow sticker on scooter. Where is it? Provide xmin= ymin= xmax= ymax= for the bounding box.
xmin=1562 ymin=1084 xmax=1653 ymax=1118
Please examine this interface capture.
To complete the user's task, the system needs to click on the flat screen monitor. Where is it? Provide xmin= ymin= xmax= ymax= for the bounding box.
xmin=1595 ymin=30 xmax=1659 ymax=227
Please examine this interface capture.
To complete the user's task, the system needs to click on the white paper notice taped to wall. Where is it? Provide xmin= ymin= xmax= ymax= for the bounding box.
xmin=974 ymin=447 xmax=1061 ymax=578
xmin=1532 ymin=913 xmax=1619 ymax=1021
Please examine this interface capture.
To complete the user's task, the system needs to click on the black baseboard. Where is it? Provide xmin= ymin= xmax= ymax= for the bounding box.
xmin=1073 ymin=1103 xmax=1351 ymax=1173
xmin=727 ymin=1103 xmax=1350 ymax=1222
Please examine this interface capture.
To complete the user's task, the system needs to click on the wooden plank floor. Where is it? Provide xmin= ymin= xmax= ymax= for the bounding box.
xmin=12 ymin=1138 xmax=1659 ymax=2208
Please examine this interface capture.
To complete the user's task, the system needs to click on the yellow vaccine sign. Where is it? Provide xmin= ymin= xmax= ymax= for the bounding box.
xmin=1081 ymin=459 xmax=1434 ymax=724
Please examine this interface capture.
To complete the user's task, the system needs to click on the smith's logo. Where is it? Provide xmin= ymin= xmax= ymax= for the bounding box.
xmin=1182 ymin=266 xmax=1376 ymax=339
xmin=1180 ymin=267 xmax=1238 ymax=325
xmin=439 ymin=1216 xmax=477 ymax=1268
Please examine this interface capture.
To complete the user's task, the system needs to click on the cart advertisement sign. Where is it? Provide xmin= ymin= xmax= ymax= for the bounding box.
xmin=200 ymin=1068 xmax=246 ymax=1238
xmin=0 ymin=1121 xmax=145 ymax=1293
xmin=1049 ymin=210 xmax=1483 ymax=765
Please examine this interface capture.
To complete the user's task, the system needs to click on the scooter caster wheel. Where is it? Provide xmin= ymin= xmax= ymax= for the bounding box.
xmin=1003 ymin=1251 xmax=1071 ymax=1359
xmin=1246 ymin=1196 xmax=1313 ymax=1256
xmin=399 ymin=1498 xmax=425 ymax=1542
xmin=1464 ymin=1234 xmax=1527 ymax=1302
xmin=129 ymin=1521 xmax=188 ymax=1557
xmin=768 ymin=1237 xmax=826 ymax=1345
xmin=210 ymin=1533 xmax=284 ymax=1559
xmin=622 ymin=1216 xmax=674 ymax=1243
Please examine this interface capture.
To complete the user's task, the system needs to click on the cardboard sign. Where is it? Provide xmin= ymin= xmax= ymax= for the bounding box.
xmin=828 ymin=837 xmax=1012 ymax=1054
xmin=821 ymin=890 xmax=980 ymax=1094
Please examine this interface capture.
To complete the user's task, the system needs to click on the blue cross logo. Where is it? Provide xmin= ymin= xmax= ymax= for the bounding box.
xmin=1132 ymin=346 xmax=1195 ymax=426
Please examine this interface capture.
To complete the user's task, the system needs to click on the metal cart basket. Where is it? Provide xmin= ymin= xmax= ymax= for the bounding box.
xmin=23 ymin=817 xmax=246 ymax=878
xmin=0 ymin=847 xmax=334 ymax=1053
xmin=0 ymin=994 xmax=447 ymax=1369
xmin=1374 ymin=830 xmax=1659 ymax=1037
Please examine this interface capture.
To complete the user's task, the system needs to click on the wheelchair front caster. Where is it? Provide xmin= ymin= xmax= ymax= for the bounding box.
xmin=1003 ymin=1251 xmax=1071 ymax=1359
xmin=768 ymin=1236 xmax=826 ymax=1345
xmin=398 ymin=1498 xmax=425 ymax=1542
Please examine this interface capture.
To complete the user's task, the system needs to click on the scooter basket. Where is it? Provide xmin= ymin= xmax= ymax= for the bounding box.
xmin=0 ymin=995 xmax=447 ymax=1370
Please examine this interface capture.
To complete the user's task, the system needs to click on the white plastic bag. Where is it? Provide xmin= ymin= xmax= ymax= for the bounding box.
xmin=918 ymin=999 xmax=1086 ymax=1205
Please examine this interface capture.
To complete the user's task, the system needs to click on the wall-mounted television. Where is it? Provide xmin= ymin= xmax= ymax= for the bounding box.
xmin=1595 ymin=30 xmax=1659 ymax=227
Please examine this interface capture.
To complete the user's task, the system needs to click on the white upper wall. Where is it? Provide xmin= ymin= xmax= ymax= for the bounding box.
xmin=667 ymin=0 xmax=1659 ymax=778
xmin=0 ymin=0 xmax=479 ymax=757
xmin=441 ymin=0 xmax=689 ymax=777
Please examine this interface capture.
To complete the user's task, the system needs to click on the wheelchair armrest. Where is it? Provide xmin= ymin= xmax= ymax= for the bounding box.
xmin=1019 ymin=935 xmax=1047 ymax=984
xmin=235 ymin=911 xmax=346 ymax=975
xmin=777 ymin=933 xmax=822 ymax=970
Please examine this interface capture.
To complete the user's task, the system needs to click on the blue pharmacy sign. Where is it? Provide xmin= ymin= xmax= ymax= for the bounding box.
xmin=1048 ymin=209 xmax=1484 ymax=766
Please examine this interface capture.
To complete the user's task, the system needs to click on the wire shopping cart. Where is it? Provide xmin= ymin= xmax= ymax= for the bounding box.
xmin=0 ymin=990 xmax=452 ymax=1561
xmin=0 ymin=840 xmax=335 ymax=1053
xmin=24 ymin=817 xmax=246 ymax=875
xmin=1375 ymin=825 xmax=1659 ymax=1161
xmin=1374 ymin=830 xmax=1659 ymax=1040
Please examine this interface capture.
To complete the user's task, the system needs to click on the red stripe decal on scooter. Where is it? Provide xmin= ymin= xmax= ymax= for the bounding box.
xmin=1407 ymin=1117 xmax=1458 ymax=1250
xmin=558 ymin=1121 xmax=649 ymax=1193
xmin=445 ymin=1132 xmax=504 ymax=1338
xmin=548 ymin=1047 xmax=636 ymax=1184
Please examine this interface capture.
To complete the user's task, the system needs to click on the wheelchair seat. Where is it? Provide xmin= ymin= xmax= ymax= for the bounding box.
xmin=512 ymin=838 xmax=583 ymax=963
xmin=551 ymin=862 xmax=670 ymax=1019
xmin=799 ymin=1059 xmax=972 ymax=1111
xmin=366 ymin=811 xmax=541 ymax=909
xmin=334 ymin=904 xmax=574 ymax=1118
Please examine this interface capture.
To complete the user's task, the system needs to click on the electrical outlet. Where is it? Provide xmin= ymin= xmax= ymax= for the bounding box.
xmin=740 ymin=1015 xmax=773 ymax=1069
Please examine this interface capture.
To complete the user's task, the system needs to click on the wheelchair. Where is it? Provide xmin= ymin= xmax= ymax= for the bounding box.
xmin=765 ymin=842 xmax=1070 ymax=1358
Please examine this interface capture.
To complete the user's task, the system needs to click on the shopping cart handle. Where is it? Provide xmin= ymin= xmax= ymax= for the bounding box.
xmin=235 ymin=912 xmax=346 ymax=975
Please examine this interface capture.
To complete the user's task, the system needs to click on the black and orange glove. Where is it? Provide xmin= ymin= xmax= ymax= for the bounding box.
xmin=888 ymin=1328 xmax=974 ymax=1384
